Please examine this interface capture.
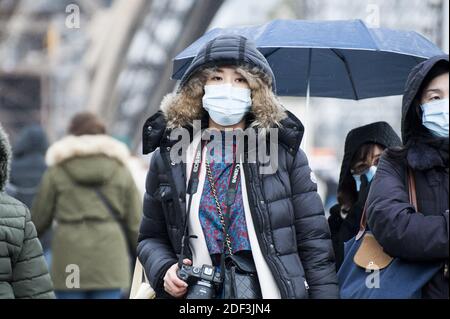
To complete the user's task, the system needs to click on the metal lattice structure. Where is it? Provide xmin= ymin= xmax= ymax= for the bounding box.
xmin=0 ymin=0 xmax=224 ymax=150
xmin=105 ymin=0 xmax=224 ymax=151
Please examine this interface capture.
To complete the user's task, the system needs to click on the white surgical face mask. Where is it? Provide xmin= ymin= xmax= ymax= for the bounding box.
xmin=202 ymin=84 xmax=252 ymax=127
xmin=352 ymin=165 xmax=377 ymax=192
xmin=421 ymin=99 xmax=449 ymax=138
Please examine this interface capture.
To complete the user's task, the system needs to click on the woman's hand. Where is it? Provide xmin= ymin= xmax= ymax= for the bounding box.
xmin=163 ymin=259 xmax=191 ymax=298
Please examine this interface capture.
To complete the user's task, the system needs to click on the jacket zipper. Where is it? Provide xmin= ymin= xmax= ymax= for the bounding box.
xmin=161 ymin=149 xmax=187 ymax=249
xmin=304 ymin=279 xmax=310 ymax=290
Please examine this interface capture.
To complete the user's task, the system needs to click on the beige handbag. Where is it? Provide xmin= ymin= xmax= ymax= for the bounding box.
xmin=129 ymin=258 xmax=156 ymax=299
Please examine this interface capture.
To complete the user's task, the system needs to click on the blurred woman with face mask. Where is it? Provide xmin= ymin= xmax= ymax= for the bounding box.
xmin=328 ymin=122 xmax=401 ymax=270
xmin=366 ymin=55 xmax=449 ymax=299
xmin=137 ymin=35 xmax=339 ymax=299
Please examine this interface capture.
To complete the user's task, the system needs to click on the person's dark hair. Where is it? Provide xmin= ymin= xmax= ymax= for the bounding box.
xmin=387 ymin=61 xmax=449 ymax=160
xmin=419 ymin=60 xmax=449 ymax=102
xmin=68 ymin=112 xmax=106 ymax=136
xmin=338 ymin=143 xmax=384 ymax=210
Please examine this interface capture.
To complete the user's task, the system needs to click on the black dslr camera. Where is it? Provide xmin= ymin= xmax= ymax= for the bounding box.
xmin=177 ymin=264 xmax=222 ymax=299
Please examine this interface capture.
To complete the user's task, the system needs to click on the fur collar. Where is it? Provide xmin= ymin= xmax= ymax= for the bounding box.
xmin=0 ymin=125 xmax=11 ymax=191
xmin=160 ymin=85 xmax=287 ymax=131
xmin=143 ymin=109 xmax=304 ymax=156
xmin=142 ymin=73 xmax=304 ymax=155
xmin=407 ymin=142 xmax=447 ymax=170
xmin=46 ymin=134 xmax=130 ymax=167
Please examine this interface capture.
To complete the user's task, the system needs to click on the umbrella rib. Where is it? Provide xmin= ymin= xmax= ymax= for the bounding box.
xmin=263 ymin=47 xmax=282 ymax=59
xmin=172 ymin=59 xmax=192 ymax=80
xmin=331 ymin=49 xmax=359 ymax=100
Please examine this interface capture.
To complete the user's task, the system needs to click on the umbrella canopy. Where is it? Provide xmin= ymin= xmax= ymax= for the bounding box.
xmin=172 ymin=19 xmax=444 ymax=99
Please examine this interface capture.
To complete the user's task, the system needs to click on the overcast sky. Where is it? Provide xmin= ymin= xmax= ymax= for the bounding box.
xmin=208 ymin=0 xmax=281 ymax=30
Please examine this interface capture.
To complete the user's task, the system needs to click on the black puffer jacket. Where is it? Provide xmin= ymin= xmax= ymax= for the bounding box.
xmin=138 ymin=112 xmax=339 ymax=299
xmin=137 ymin=35 xmax=339 ymax=299
xmin=328 ymin=122 xmax=401 ymax=269
xmin=366 ymin=55 xmax=449 ymax=299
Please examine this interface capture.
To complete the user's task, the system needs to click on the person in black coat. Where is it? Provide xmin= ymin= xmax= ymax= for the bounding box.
xmin=366 ymin=55 xmax=449 ymax=299
xmin=328 ymin=122 xmax=401 ymax=270
xmin=137 ymin=35 xmax=339 ymax=299
xmin=6 ymin=124 xmax=49 ymax=209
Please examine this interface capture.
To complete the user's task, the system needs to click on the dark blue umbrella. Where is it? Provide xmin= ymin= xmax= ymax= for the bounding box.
xmin=172 ymin=19 xmax=444 ymax=99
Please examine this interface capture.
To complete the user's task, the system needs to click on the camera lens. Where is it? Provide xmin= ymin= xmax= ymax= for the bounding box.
xmin=197 ymin=280 xmax=213 ymax=288
xmin=185 ymin=280 xmax=215 ymax=299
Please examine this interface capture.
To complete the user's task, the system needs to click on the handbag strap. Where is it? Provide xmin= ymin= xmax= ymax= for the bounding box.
xmin=356 ymin=166 xmax=417 ymax=240
xmin=93 ymin=188 xmax=136 ymax=259
xmin=407 ymin=167 xmax=418 ymax=211
xmin=204 ymin=136 xmax=242 ymax=258
xmin=205 ymin=158 xmax=236 ymax=256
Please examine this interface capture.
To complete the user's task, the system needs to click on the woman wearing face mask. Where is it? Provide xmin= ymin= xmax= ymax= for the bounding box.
xmin=366 ymin=55 xmax=449 ymax=299
xmin=137 ymin=35 xmax=339 ymax=299
xmin=328 ymin=122 xmax=401 ymax=270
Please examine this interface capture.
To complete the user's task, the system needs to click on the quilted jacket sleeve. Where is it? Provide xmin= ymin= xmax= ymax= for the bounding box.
xmin=137 ymin=150 xmax=178 ymax=297
xmin=290 ymin=148 xmax=339 ymax=299
xmin=12 ymin=206 xmax=55 ymax=299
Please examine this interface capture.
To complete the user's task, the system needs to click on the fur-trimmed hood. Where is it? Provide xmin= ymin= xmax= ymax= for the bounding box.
xmin=142 ymin=34 xmax=305 ymax=155
xmin=159 ymin=83 xmax=287 ymax=131
xmin=166 ymin=34 xmax=284 ymax=130
xmin=142 ymin=101 xmax=304 ymax=157
xmin=46 ymin=134 xmax=132 ymax=186
xmin=46 ymin=134 xmax=130 ymax=167
xmin=0 ymin=124 xmax=11 ymax=191
xmin=141 ymin=65 xmax=301 ymax=155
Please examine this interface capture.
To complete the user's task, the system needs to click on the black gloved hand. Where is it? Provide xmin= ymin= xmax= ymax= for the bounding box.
xmin=328 ymin=204 xmax=344 ymax=234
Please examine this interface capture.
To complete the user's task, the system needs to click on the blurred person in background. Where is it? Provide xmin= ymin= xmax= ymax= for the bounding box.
xmin=32 ymin=112 xmax=142 ymax=299
xmin=6 ymin=125 xmax=48 ymax=209
xmin=138 ymin=35 xmax=339 ymax=299
xmin=0 ymin=124 xmax=54 ymax=299
xmin=366 ymin=55 xmax=449 ymax=299
xmin=5 ymin=125 xmax=52 ymax=267
xmin=328 ymin=122 xmax=401 ymax=270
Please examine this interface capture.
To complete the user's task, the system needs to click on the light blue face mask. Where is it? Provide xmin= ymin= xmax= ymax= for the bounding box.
xmin=421 ymin=99 xmax=449 ymax=138
xmin=353 ymin=165 xmax=377 ymax=192
xmin=202 ymin=84 xmax=252 ymax=127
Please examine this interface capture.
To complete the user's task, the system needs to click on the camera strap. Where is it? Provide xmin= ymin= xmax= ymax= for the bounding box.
xmin=179 ymin=140 xmax=205 ymax=268
xmin=180 ymin=136 xmax=241 ymax=273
